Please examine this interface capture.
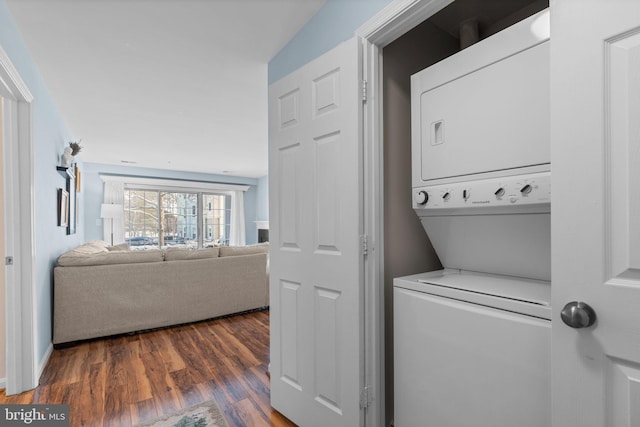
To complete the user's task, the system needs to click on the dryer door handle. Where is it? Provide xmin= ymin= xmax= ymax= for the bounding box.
xmin=561 ymin=301 xmax=597 ymax=328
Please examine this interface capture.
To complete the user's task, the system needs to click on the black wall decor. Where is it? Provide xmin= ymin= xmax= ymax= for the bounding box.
xmin=57 ymin=166 xmax=77 ymax=235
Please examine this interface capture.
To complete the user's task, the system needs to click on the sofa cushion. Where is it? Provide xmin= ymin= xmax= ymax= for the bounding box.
xmin=107 ymin=243 xmax=131 ymax=251
xmin=219 ymin=243 xmax=269 ymax=257
xmin=57 ymin=240 xmax=109 ymax=264
xmin=80 ymin=240 xmax=109 ymax=253
xmin=58 ymin=249 xmax=164 ymax=267
xmin=164 ymin=247 xmax=219 ymax=261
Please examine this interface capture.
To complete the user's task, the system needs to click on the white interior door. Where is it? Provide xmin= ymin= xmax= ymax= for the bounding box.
xmin=269 ymin=37 xmax=363 ymax=426
xmin=0 ymin=97 xmax=5 ymax=388
xmin=0 ymin=45 xmax=36 ymax=395
xmin=551 ymin=1 xmax=640 ymax=425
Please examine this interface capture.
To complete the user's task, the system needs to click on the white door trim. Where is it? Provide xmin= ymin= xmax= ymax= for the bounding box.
xmin=358 ymin=0 xmax=453 ymax=46
xmin=356 ymin=1 xmax=455 ymax=425
xmin=0 ymin=43 xmax=37 ymax=395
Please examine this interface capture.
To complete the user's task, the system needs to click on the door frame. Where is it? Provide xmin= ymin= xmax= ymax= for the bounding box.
xmin=0 ymin=44 xmax=36 ymax=395
xmin=356 ymin=1 xmax=458 ymax=425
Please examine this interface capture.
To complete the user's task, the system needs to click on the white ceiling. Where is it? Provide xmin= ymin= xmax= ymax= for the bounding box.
xmin=6 ymin=0 xmax=325 ymax=178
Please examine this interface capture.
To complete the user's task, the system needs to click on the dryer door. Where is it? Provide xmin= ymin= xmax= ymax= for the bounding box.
xmin=411 ymin=10 xmax=550 ymax=186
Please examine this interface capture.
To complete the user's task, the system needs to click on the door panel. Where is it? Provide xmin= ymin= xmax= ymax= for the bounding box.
xmin=314 ymin=287 xmax=341 ymax=412
xmin=314 ymin=131 xmax=342 ymax=253
xmin=280 ymin=279 xmax=301 ymax=388
xmin=608 ymin=32 xmax=640 ymax=279
xmin=552 ymin=1 xmax=640 ymax=425
xmin=278 ymin=143 xmax=302 ymax=250
xmin=269 ymin=38 xmax=362 ymax=426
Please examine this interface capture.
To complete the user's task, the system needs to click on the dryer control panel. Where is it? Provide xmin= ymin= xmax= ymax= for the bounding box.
xmin=413 ymin=172 xmax=550 ymax=212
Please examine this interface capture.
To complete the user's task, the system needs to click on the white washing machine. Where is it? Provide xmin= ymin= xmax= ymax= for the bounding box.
xmin=394 ymin=270 xmax=551 ymax=427
xmin=394 ymin=172 xmax=552 ymax=426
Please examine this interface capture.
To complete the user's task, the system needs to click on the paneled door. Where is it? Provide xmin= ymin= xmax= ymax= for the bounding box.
xmin=268 ymin=38 xmax=363 ymax=426
xmin=0 ymin=97 xmax=5 ymax=388
xmin=552 ymin=1 xmax=640 ymax=425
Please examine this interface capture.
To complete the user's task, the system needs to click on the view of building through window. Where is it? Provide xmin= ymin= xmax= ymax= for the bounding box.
xmin=124 ymin=189 xmax=231 ymax=249
xmin=203 ymin=193 xmax=231 ymax=247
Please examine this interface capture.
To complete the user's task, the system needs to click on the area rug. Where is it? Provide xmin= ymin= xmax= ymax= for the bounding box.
xmin=135 ymin=401 xmax=228 ymax=427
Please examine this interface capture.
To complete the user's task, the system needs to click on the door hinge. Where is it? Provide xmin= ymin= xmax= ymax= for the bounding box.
xmin=360 ymin=386 xmax=373 ymax=409
xmin=361 ymin=79 xmax=368 ymax=103
xmin=5 ymin=256 xmax=14 ymax=266
xmin=361 ymin=234 xmax=369 ymax=257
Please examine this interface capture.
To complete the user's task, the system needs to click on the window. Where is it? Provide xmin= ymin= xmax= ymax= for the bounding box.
xmin=124 ymin=189 xmax=160 ymax=248
xmin=203 ymin=194 xmax=231 ymax=247
xmin=124 ymin=188 xmax=231 ymax=249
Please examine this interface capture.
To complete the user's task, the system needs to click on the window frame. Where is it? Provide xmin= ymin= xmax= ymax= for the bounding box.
xmin=100 ymin=175 xmax=249 ymax=249
xmin=124 ymin=186 xmax=233 ymax=249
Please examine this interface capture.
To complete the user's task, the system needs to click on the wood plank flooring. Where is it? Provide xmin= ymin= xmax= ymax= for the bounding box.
xmin=0 ymin=309 xmax=296 ymax=427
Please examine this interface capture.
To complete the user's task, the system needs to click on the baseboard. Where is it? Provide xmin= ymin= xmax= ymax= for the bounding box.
xmin=37 ymin=343 xmax=54 ymax=383
xmin=0 ymin=347 xmax=49 ymax=393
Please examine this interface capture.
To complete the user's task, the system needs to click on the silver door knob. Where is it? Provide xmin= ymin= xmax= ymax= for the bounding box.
xmin=560 ymin=301 xmax=596 ymax=328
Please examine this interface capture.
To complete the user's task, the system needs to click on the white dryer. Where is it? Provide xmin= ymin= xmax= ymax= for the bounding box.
xmin=394 ymin=9 xmax=552 ymax=427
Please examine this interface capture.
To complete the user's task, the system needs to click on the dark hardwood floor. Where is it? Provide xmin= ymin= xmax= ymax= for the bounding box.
xmin=0 ymin=309 xmax=296 ymax=427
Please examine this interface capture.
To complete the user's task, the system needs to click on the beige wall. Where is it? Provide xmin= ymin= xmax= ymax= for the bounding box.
xmin=0 ymin=98 xmax=5 ymax=384
xmin=382 ymin=22 xmax=458 ymax=425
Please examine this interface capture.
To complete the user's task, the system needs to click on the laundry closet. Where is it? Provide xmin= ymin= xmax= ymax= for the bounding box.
xmin=382 ymin=0 xmax=550 ymax=425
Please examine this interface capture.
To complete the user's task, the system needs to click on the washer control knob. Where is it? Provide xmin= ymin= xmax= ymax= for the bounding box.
xmin=462 ymin=189 xmax=470 ymax=200
xmin=442 ymin=192 xmax=451 ymax=201
xmin=494 ymin=187 xmax=506 ymax=198
xmin=521 ymin=184 xmax=533 ymax=195
xmin=415 ymin=190 xmax=428 ymax=205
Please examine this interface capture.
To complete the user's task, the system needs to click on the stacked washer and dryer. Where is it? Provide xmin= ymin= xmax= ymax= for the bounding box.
xmin=394 ymin=10 xmax=551 ymax=427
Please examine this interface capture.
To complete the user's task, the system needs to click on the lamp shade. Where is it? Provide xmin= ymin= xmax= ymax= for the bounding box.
xmin=100 ymin=203 xmax=123 ymax=219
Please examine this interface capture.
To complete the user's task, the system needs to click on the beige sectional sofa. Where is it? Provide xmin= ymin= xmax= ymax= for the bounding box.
xmin=53 ymin=240 xmax=269 ymax=345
